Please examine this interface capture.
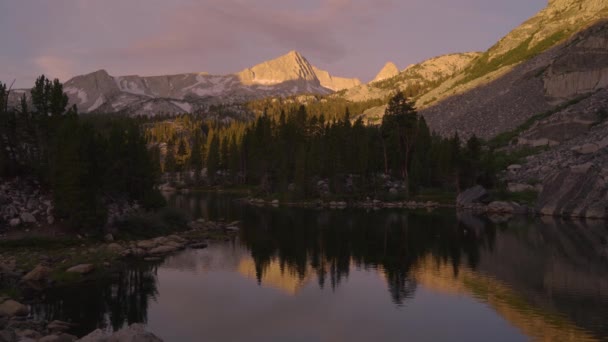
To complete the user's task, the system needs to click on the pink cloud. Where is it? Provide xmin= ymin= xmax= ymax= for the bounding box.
xmin=33 ymin=55 xmax=75 ymax=82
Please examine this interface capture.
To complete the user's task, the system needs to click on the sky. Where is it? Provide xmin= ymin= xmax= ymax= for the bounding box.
xmin=0 ymin=0 xmax=546 ymax=88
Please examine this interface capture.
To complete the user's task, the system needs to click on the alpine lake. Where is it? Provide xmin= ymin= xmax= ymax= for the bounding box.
xmin=29 ymin=192 xmax=608 ymax=341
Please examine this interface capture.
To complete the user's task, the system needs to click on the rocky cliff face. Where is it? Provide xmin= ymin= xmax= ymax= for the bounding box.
xmin=544 ymin=23 xmax=608 ymax=102
xmin=52 ymin=51 xmax=359 ymax=116
xmin=421 ymin=18 xmax=608 ymax=139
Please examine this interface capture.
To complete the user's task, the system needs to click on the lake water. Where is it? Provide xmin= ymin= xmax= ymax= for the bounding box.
xmin=32 ymin=193 xmax=608 ymax=341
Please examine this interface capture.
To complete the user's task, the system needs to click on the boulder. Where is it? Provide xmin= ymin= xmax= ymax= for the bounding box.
xmin=20 ymin=213 xmax=36 ymax=224
xmin=571 ymin=143 xmax=599 ymax=154
xmin=47 ymin=320 xmax=73 ymax=333
xmin=66 ymin=264 xmax=95 ymax=274
xmin=78 ymin=324 xmax=163 ymax=342
xmin=137 ymin=240 xmax=158 ymax=250
xmin=487 ymin=201 xmax=516 ymax=214
xmin=104 ymin=234 xmax=114 ymax=242
xmin=106 ymin=243 xmax=124 ymax=254
xmin=0 ymin=300 xmax=29 ymax=317
xmin=507 ymin=183 xmax=536 ymax=193
xmin=16 ymin=329 xmax=43 ymax=340
xmin=9 ymin=218 xmax=20 ymax=227
xmin=148 ymin=245 xmax=179 ymax=255
xmin=22 ymin=265 xmax=52 ymax=282
xmin=456 ymin=186 xmax=491 ymax=206
xmin=39 ymin=334 xmax=78 ymax=342
xmin=110 ymin=324 xmax=163 ymax=342
xmin=507 ymin=164 xmax=522 ymax=173
xmin=0 ymin=329 xmax=16 ymax=342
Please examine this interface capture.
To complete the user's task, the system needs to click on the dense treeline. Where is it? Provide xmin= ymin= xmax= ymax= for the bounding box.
xmin=246 ymin=95 xmax=387 ymax=122
xmin=0 ymin=76 xmax=163 ymax=231
xmin=151 ymin=92 xmax=499 ymax=198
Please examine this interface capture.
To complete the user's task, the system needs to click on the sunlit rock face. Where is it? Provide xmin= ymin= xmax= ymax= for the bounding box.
xmin=371 ymin=62 xmax=400 ymax=83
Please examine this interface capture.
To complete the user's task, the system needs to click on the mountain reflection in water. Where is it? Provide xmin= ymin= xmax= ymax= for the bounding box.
xmin=31 ymin=193 xmax=608 ymax=341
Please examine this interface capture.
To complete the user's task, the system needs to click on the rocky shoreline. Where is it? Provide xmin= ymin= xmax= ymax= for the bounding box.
xmin=0 ymin=219 xmax=240 ymax=342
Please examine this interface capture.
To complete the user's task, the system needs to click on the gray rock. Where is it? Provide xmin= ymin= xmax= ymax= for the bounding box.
xmin=571 ymin=143 xmax=599 ymax=154
xmin=148 ymin=245 xmax=179 ymax=255
xmin=0 ymin=300 xmax=29 ymax=317
xmin=106 ymin=244 xmax=123 ymax=254
xmin=39 ymin=334 xmax=78 ymax=342
xmin=78 ymin=324 xmax=162 ymax=342
xmin=66 ymin=264 xmax=95 ymax=274
xmin=537 ymin=162 xmax=608 ymax=219
xmin=22 ymin=265 xmax=52 ymax=282
xmin=456 ymin=186 xmax=491 ymax=206
xmin=47 ymin=321 xmax=73 ymax=333
xmin=19 ymin=213 xmax=36 ymax=224
xmin=47 ymin=216 xmax=55 ymax=225
xmin=8 ymin=219 xmax=20 ymax=227
xmin=487 ymin=201 xmax=516 ymax=214
xmin=507 ymin=183 xmax=536 ymax=193
xmin=15 ymin=329 xmax=42 ymax=340
xmin=0 ymin=329 xmax=16 ymax=342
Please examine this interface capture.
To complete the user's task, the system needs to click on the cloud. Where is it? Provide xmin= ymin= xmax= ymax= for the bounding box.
xmin=123 ymin=0 xmax=397 ymax=64
xmin=33 ymin=56 xmax=75 ymax=82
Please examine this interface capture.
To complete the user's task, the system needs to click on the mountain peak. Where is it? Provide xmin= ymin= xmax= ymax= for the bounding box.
xmin=372 ymin=62 xmax=400 ymax=83
xmin=236 ymin=50 xmax=318 ymax=86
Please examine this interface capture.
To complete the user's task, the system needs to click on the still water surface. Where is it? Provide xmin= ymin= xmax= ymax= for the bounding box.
xmin=33 ymin=193 xmax=608 ymax=341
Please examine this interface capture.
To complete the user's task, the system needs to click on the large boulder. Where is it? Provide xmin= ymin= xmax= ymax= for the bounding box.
xmin=39 ymin=334 xmax=78 ymax=342
xmin=20 ymin=213 xmax=37 ymax=224
xmin=148 ymin=245 xmax=179 ymax=255
xmin=537 ymin=162 xmax=608 ymax=219
xmin=22 ymin=265 xmax=52 ymax=282
xmin=456 ymin=185 xmax=491 ymax=206
xmin=78 ymin=324 xmax=163 ymax=342
xmin=66 ymin=264 xmax=95 ymax=274
xmin=0 ymin=299 xmax=29 ymax=317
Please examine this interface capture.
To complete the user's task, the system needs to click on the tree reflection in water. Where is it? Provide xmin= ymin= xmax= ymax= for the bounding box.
xmin=29 ymin=192 xmax=608 ymax=341
xmin=31 ymin=261 xmax=162 ymax=337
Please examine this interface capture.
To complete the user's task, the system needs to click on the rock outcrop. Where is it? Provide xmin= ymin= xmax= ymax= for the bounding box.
xmin=537 ymin=162 xmax=608 ymax=219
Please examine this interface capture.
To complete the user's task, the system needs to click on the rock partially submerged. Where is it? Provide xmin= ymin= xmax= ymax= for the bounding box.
xmin=457 ymin=186 xmax=491 ymax=207
xmin=78 ymin=324 xmax=163 ymax=342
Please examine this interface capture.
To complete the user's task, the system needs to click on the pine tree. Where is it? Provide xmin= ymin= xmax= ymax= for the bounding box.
xmin=206 ymin=134 xmax=220 ymax=182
